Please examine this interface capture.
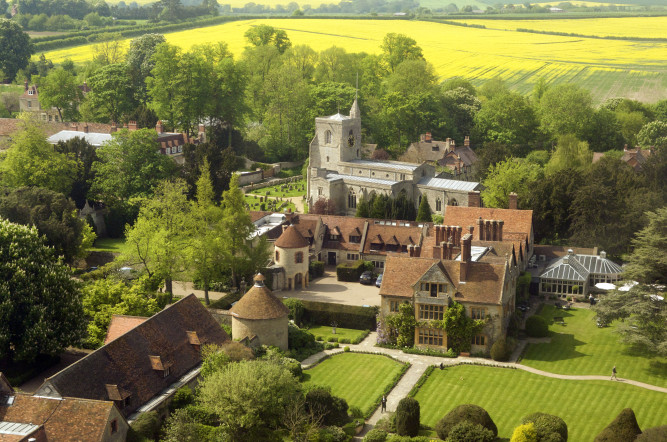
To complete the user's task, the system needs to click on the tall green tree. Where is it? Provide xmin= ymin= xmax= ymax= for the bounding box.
xmin=623 ymin=207 xmax=667 ymax=285
xmin=36 ymin=67 xmax=83 ymax=121
xmin=416 ymin=195 xmax=433 ymax=222
xmin=636 ymin=121 xmax=667 ymax=150
xmin=0 ymin=19 xmax=34 ymax=82
xmin=126 ymin=33 xmax=167 ymax=104
xmin=122 ymin=179 xmax=190 ymax=296
xmin=538 ymin=84 xmax=593 ymax=139
xmin=381 ymin=33 xmax=424 ymax=73
xmin=481 ymin=158 xmax=543 ymax=208
xmin=1 ymin=114 xmax=76 ymax=194
xmin=83 ymin=63 xmax=135 ymax=123
xmin=473 ymin=91 xmax=539 ymax=149
xmin=147 ymin=42 xmax=181 ymax=131
xmin=220 ymin=174 xmax=255 ymax=288
xmin=545 ymin=134 xmax=592 ymax=175
xmin=0 ymin=219 xmax=84 ymax=363
xmin=244 ymin=24 xmax=292 ymax=53
xmin=54 ymin=136 xmax=99 ymax=208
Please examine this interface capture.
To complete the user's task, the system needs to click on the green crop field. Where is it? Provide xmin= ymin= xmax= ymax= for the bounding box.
xmin=40 ymin=18 xmax=667 ymax=103
xmin=521 ymin=305 xmax=667 ymax=388
xmin=303 ymin=353 xmax=407 ymax=415
xmin=414 ymin=365 xmax=667 ymax=440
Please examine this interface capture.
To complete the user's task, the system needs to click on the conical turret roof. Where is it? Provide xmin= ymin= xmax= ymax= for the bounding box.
xmin=230 ymin=274 xmax=289 ymax=320
xmin=350 ymin=97 xmax=360 ymax=119
xmin=275 ymin=225 xmax=309 ymax=249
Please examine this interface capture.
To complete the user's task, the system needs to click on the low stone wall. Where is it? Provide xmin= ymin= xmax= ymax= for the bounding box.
xmin=209 ymin=308 xmax=232 ymax=327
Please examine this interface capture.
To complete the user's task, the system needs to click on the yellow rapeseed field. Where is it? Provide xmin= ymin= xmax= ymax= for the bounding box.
xmin=41 ymin=18 xmax=667 ymax=102
xmin=460 ymin=16 xmax=667 ymax=39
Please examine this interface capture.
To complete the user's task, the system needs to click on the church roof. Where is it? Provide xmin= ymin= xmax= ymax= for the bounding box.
xmin=326 ymin=173 xmax=397 ymax=187
xmin=230 ymin=275 xmax=289 ymax=320
xmin=275 ymin=225 xmax=309 ymax=249
xmin=417 ymin=177 xmax=480 ymax=191
xmin=347 ymin=159 xmax=418 ymax=171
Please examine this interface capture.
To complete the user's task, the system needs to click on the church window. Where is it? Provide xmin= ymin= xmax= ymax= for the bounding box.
xmin=449 ymin=198 xmax=458 ymax=206
xmin=325 ymin=130 xmax=332 ymax=144
xmin=295 ymin=252 xmax=304 ymax=264
xmin=400 ymin=174 xmax=406 ymax=180
xmin=326 ymin=156 xmax=329 ymax=162
xmin=436 ymin=199 xmax=442 ymax=211
xmin=318 ymin=187 xmax=323 ymax=196
xmin=348 ymin=191 xmax=357 ymax=209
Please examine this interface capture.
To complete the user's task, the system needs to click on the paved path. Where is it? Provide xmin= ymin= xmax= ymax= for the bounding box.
xmin=302 ymin=331 xmax=667 ymax=434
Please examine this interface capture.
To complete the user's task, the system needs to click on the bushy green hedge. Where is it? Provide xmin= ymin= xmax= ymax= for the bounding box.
xmin=396 ymin=397 xmax=420 ymax=437
xmin=336 ymin=259 xmax=372 ymax=282
xmin=309 ymin=260 xmax=325 ymax=278
xmin=491 ymin=337 xmax=512 ymax=361
xmin=525 ymin=315 xmax=549 ymax=338
xmin=594 ymin=408 xmax=642 ymax=442
xmin=128 ymin=411 xmax=161 ymax=442
xmin=435 ymin=404 xmax=498 ymax=441
xmin=364 ymin=428 xmax=388 ymax=442
xmin=448 ymin=421 xmax=496 ymax=442
xmin=283 ymin=298 xmax=305 ymax=325
xmin=301 ymin=299 xmax=378 ymax=329
xmin=521 ymin=412 xmax=568 ymax=441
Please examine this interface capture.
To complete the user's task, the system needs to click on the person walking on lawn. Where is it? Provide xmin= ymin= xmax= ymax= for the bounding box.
xmin=611 ymin=365 xmax=617 ymax=380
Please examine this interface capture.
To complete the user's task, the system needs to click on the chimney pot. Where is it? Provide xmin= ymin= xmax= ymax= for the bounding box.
xmin=477 ymin=217 xmax=484 ymax=241
xmin=425 ymin=132 xmax=432 ymax=142
xmin=600 ymin=251 xmax=606 ymax=259
xmin=156 ymin=120 xmax=163 ymax=134
xmin=498 ymin=220 xmax=504 ymax=241
xmin=464 ymin=136 xmax=470 ymax=147
xmin=509 ymin=192 xmax=518 ymax=210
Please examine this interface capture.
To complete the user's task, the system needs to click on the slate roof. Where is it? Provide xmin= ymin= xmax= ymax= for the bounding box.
xmin=439 ymin=146 xmax=478 ymax=168
xmin=47 ymin=130 xmax=112 ymax=147
xmin=35 ymin=294 xmax=228 ymax=417
xmin=230 ymin=275 xmax=289 ymax=320
xmin=104 ymin=315 xmax=147 ymax=345
xmin=275 ymin=225 xmax=310 ymax=249
xmin=326 ymin=173 xmax=398 ymax=187
xmin=444 ymin=206 xmax=533 ymax=241
xmin=380 ymin=255 xmax=507 ymax=305
xmin=0 ymin=394 xmax=118 ymax=442
xmin=417 ymin=177 xmax=480 ymax=191
xmin=346 ymin=159 xmax=418 ymax=172
xmin=0 ymin=119 xmax=112 ymax=139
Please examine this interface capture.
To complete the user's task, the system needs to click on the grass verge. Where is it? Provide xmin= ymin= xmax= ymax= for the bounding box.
xmin=308 ymin=325 xmax=370 ymax=344
xmin=88 ymin=237 xmax=126 ymax=252
xmin=414 ymin=364 xmax=667 ymax=441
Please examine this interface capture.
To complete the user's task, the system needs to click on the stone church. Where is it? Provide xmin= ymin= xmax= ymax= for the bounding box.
xmin=307 ymin=99 xmax=482 ymax=216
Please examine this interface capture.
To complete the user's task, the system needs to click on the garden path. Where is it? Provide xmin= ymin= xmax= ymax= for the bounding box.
xmin=302 ymin=331 xmax=667 ymax=436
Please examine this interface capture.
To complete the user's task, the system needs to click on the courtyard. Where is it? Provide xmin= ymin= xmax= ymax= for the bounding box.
xmin=279 ymin=270 xmax=382 ymax=307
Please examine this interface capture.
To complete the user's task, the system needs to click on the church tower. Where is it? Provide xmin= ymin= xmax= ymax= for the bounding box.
xmin=308 ymin=99 xmax=361 ymax=172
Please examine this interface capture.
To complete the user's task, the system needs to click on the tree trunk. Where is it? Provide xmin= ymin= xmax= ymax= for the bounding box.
xmin=204 ymin=277 xmax=210 ymax=306
xmin=228 ymin=123 xmax=232 ymax=148
xmin=165 ymin=278 xmax=173 ymax=302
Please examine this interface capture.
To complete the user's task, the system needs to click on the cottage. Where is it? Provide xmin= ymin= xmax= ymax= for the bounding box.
xmin=402 ymin=134 xmax=478 ymax=180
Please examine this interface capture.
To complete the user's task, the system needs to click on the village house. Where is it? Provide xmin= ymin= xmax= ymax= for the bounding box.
xmin=401 ymin=133 xmax=478 ymax=180
xmin=593 ymin=145 xmax=653 ymax=172
xmin=18 ymin=80 xmax=90 ymax=123
xmin=33 ymin=295 xmax=229 ymax=423
xmin=307 ymin=99 xmax=482 ymax=216
xmin=0 ymin=373 xmax=128 ymax=441
xmin=0 ymin=118 xmax=112 ymax=148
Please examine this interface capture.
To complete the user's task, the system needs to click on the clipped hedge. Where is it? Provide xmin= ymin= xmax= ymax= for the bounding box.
xmin=336 ymin=259 xmax=372 ymax=282
xmin=300 ymin=299 xmax=378 ymax=329
xmin=309 ymin=260 xmax=325 ymax=278
xmin=435 ymin=404 xmax=498 ymax=441
xmin=395 ymin=397 xmax=420 ymax=437
xmin=449 ymin=421 xmax=496 ymax=442
xmin=521 ymin=412 xmax=568 ymax=441
xmin=594 ymin=408 xmax=642 ymax=442
xmin=525 ymin=315 xmax=549 ymax=338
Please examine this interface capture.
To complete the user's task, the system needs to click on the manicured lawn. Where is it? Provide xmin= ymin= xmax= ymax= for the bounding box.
xmin=88 ymin=237 xmax=126 ymax=252
xmin=249 ymin=179 xmax=306 ymax=198
xmin=307 ymin=325 xmax=369 ymax=343
xmin=414 ymin=365 xmax=667 ymax=441
xmin=303 ymin=353 xmax=407 ymax=415
xmin=521 ymin=305 xmax=667 ymax=388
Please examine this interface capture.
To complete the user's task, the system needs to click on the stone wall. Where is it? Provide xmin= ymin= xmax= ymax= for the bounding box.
xmin=232 ymin=316 xmax=288 ymax=350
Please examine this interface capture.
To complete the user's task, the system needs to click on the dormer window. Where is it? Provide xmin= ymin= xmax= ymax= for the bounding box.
xmin=105 ymin=384 xmax=131 ymax=408
xmin=329 ymin=234 xmax=339 ymax=241
xmin=370 ymin=242 xmax=383 ymax=252
xmin=432 ymin=145 xmax=439 ymax=151
xmin=187 ymin=331 xmax=201 ymax=352
xmin=349 ymin=235 xmax=361 ymax=243
xmin=149 ymin=355 xmax=172 ymax=378
xmin=28 ymin=90 xmax=34 ymax=95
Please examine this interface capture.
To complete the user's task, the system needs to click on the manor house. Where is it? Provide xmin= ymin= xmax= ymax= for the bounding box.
xmin=307 ymin=99 xmax=482 ymax=216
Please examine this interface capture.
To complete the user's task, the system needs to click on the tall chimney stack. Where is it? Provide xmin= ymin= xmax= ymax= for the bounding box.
xmin=460 ymin=233 xmax=472 ymax=282
xmin=425 ymin=132 xmax=432 ymax=142
xmin=82 ymin=124 xmax=89 ymax=133
xmin=156 ymin=120 xmax=163 ymax=134
xmin=477 ymin=217 xmax=484 ymax=241
xmin=509 ymin=192 xmax=518 ymax=210
xmin=128 ymin=121 xmax=137 ymax=131
xmin=498 ymin=220 xmax=504 ymax=241
xmin=468 ymin=191 xmax=481 ymax=208
xmin=110 ymin=122 xmax=117 ymax=133
xmin=464 ymin=136 xmax=470 ymax=147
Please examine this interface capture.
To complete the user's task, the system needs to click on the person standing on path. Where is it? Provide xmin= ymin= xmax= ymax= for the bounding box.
xmin=381 ymin=395 xmax=387 ymax=412
xmin=611 ymin=365 xmax=617 ymax=380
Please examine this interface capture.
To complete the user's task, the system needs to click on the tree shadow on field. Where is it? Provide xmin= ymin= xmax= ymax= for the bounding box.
xmin=301 ymin=372 xmax=312 ymax=382
xmin=622 ymin=346 xmax=667 ymax=381
xmin=523 ymin=333 xmax=588 ymax=363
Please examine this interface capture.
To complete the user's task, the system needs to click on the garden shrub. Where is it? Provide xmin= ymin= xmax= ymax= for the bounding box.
xmin=336 ymin=260 xmax=371 ymax=281
xmin=339 ymin=338 xmax=351 ymax=344
xmin=511 ymin=423 xmax=538 ymax=442
xmin=395 ymin=397 xmax=420 ymax=437
xmin=129 ymin=411 xmax=161 ymax=441
xmin=328 ymin=336 xmax=338 ymax=342
xmin=349 ymin=405 xmax=363 ymax=418
xmin=305 ymin=387 xmax=350 ymax=427
xmin=287 ymin=324 xmax=323 ymax=361
xmin=490 ymin=337 xmax=511 ymax=361
xmin=448 ymin=421 xmax=496 ymax=442
xmin=319 ymin=425 xmax=348 ymax=442
xmin=635 ymin=425 xmax=667 ymax=441
xmin=221 ymin=323 xmax=232 ymax=338
xmin=283 ymin=298 xmax=305 ymax=325
xmin=168 ymin=386 xmax=194 ymax=412
xmin=221 ymin=341 xmax=254 ymax=361
xmin=521 ymin=412 xmax=568 ymax=441
xmin=594 ymin=408 xmax=642 ymax=442
xmin=435 ymin=404 xmax=498 ymax=440
xmin=302 ymin=299 xmax=378 ymax=329
xmin=525 ymin=315 xmax=549 ymax=338
xmin=375 ymin=412 xmax=396 ymax=433
xmin=344 ymin=346 xmax=350 ymax=352
xmin=363 ymin=428 xmax=388 ymax=442
xmin=309 ymin=260 xmax=325 ymax=278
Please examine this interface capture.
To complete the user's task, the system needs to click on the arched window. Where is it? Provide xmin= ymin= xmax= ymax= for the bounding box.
xmin=449 ymin=198 xmax=458 ymax=206
xmin=348 ymin=191 xmax=357 ymax=209
xmin=275 ymin=250 xmax=280 ymax=261
xmin=295 ymin=251 xmax=303 ymax=264
xmin=436 ymin=198 xmax=442 ymax=212
xmin=325 ymin=130 xmax=332 ymax=144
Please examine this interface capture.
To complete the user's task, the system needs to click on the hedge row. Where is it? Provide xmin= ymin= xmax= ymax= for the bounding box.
xmin=300 ymin=299 xmax=378 ymax=330
xmin=336 ymin=259 xmax=372 ymax=282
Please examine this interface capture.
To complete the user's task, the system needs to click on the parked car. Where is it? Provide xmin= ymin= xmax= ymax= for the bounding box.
xmin=359 ymin=271 xmax=375 ymax=285
xmin=375 ymin=273 xmax=383 ymax=288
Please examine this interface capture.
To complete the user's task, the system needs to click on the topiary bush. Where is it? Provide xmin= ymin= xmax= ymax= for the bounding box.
xmin=435 ymin=404 xmax=498 ymax=440
xmin=594 ymin=408 xmax=642 ymax=442
xmin=305 ymin=387 xmax=350 ymax=427
xmin=521 ymin=412 xmax=568 ymax=441
xmin=395 ymin=397 xmax=420 ymax=437
xmin=511 ymin=422 xmax=538 ymax=442
xmin=635 ymin=425 xmax=667 ymax=441
xmin=490 ymin=337 xmax=511 ymax=361
xmin=525 ymin=315 xmax=549 ymax=338
xmin=349 ymin=405 xmax=363 ymax=419
xmin=448 ymin=421 xmax=496 ymax=442
xmin=363 ymin=428 xmax=388 ymax=442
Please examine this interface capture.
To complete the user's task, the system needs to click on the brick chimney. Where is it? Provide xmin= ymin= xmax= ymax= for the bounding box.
xmin=464 ymin=136 xmax=470 ymax=147
xmin=498 ymin=220 xmax=504 ymax=241
xmin=468 ymin=191 xmax=481 ymax=208
xmin=460 ymin=233 xmax=472 ymax=282
xmin=110 ymin=122 xmax=117 ymax=133
xmin=477 ymin=217 xmax=484 ymax=241
xmin=156 ymin=120 xmax=163 ymax=134
xmin=82 ymin=124 xmax=89 ymax=133
xmin=509 ymin=192 xmax=518 ymax=210
xmin=128 ymin=121 xmax=137 ymax=131
xmin=425 ymin=132 xmax=432 ymax=142
xmin=420 ymin=133 xmax=426 ymax=142
xmin=491 ymin=220 xmax=498 ymax=241
xmin=468 ymin=225 xmax=474 ymax=237
xmin=24 ymin=79 xmax=28 ymax=91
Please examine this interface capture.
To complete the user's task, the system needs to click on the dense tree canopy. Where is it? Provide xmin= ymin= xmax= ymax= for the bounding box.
xmin=0 ymin=19 xmax=33 ymax=82
xmin=36 ymin=67 xmax=83 ymax=122
xmin=0 ymin=219 xmax=84 ymax=363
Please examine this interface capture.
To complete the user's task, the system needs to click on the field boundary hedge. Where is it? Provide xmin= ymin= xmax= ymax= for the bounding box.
xmin=299 ymin=299 xmax=378 ymax=330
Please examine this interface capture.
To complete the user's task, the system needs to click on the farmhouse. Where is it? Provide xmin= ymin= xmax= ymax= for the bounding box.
xmin=307 ymin=99 xmax=481 ymax=216
xmin=18 ymin=80 xmax=90 ymax=123
xmin=401 ymin=133 xmax=478 ymax=180
xmin=33 ymin=295 xmax=229 ymax=422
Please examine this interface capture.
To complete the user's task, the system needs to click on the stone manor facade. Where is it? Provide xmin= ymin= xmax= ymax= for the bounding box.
xmin=307 ymin=99 xmax=482 ymax=216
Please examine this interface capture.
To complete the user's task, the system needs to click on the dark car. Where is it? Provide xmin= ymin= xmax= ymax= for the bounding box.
xmin=360 ymin=271 xmax=375 ymax=285
xmin=375 ymin=273 xmax=383 ymax=288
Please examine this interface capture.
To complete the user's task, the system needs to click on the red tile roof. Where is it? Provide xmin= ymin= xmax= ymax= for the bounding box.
xmin=275 ymin=225 xmax=310 ymax=249
xmin=104 ymin=315 xmax=147 ymax=345
xmin=363 ymin=223 xmax=422 ymax=255
xmin=318 ymin=215 xmax=367 ymax=251
xmin=444 ymin=206 xmax=533 ymax=242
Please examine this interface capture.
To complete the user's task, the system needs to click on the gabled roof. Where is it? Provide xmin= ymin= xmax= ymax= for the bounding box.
xmin=0 ymin=393 xmax=119 ymax=442
xmin=363 ymin=223 xmax=421 ymax=254
xmin=304 ymin=215 xmax=367 ymax=252
xmin=230 ymin=275 xmax=289 ymax=320
xmin=275 ymin=225 xmax=309 ymax=249
xmin=540 ymin=252 xmax=622 ymax=281
xmin=444 ymin=206 xmax=533 ymax=241
xmin=439 ymin=146 xmax=478 ymax=167
xmin=104 ymin=315 xmax=147 ymax=345
xmin=35 ymin=295 xmax=228 ymax=417
xmin=47 ymin=130 xmax=112 ymax=147
xmin=380 ymin=255 xmax=439 ymax=298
